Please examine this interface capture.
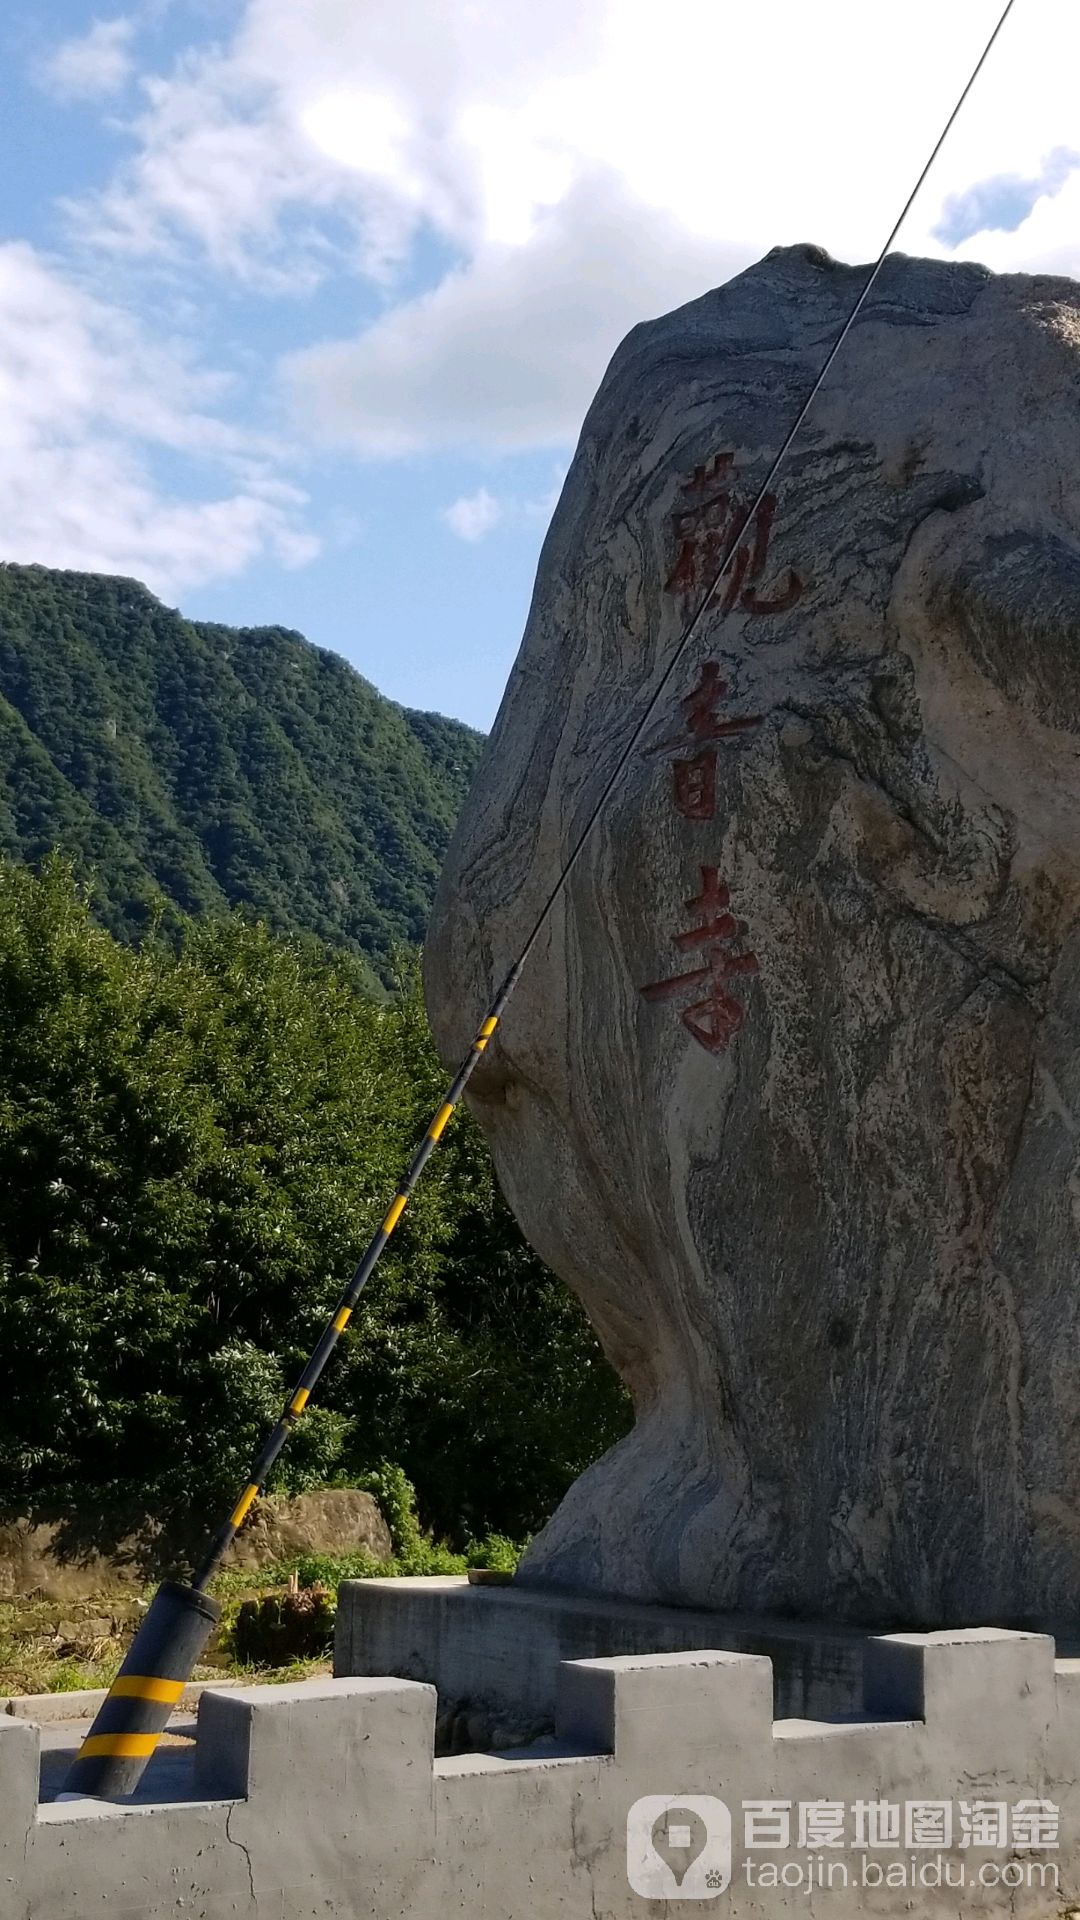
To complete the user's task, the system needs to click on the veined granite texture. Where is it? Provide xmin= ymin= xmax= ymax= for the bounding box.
xmin=425 ymin=244 xmax=1080 ymax=1629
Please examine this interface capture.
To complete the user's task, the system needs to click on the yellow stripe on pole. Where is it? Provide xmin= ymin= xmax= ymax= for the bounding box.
xmin=382 ymin=1194 xmax=407 ymax=1234
xmin=110 ymin=1675 xmax=185 ymax=1706
xmin=79 ymin=1732 xmax=160 ymax=1761
xmin=332 ymin=1305 xmax=352 ymax=1333
xmin=475 ymin=1015 xmax=499 ymax=1053
xmin=230 ymin=1483 xmax=259 ymax=1530
xmin=290 ymin=1387 xmax=310 ymax=1415
xmin=428 ymin=1102 xmax=455 ymax=1142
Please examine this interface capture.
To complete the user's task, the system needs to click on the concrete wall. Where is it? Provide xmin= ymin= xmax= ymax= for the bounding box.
xmin=334 ymin=1575 xmax=869 ymax=1726
xmin=6 ymin=1617 xmax=1080 ymax=1918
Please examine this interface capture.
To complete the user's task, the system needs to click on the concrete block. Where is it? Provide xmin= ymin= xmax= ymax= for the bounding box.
xmin=195 ymin=1675 xmax=437 ymax=1899
xmin=0 ymin=1714 xmax=38 ymax=1910
xmin=195 ymin=1672 xmax=436 ymax=1799
xmin=29 ymin=1802 xmax=248 ymax=1920
xmin=335 ymin=1573 xmax=866 ymax=1722
xmin=864 ymin=1629 xmax=1056 ymax=1773
xmin=434 ymin=1759 xmax=617 ymax=1920
xmin=1046 ymin=1657 xmax=1080 ymax=1778
xmin=556 ymin=1648 xmax=773 ymax=1775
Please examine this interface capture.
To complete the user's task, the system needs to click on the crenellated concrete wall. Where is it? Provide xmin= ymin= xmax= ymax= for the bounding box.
xmin=5 ymin=1611 xmax=1080 ymax=1918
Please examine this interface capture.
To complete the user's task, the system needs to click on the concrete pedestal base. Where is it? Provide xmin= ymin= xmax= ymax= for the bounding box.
xmin=11 ymin=1608 xmax=1080 ymax=1917
xmin=334 ymin=1574 xmax=869 ymax=1732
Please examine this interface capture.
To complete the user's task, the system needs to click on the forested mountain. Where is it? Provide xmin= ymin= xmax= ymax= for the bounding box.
xmin=0 ymin=564 xmax=484 ymax=987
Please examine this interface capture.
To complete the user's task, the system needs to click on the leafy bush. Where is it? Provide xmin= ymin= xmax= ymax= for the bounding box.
xmin=349 ymin=1461 xmax=423 ymax=1562
xmin=0 ymin=859 xmax=631 ymax=1562
xmin=464 ymin=1533 xmax=520 ymax=1574
xmin=289 ymin=1550 xmax=388 ymax=1588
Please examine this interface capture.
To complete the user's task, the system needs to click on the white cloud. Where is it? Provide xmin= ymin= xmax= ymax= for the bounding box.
xmin=441 ymin=488 xmax=502 ymax=543
xmin=62 ymin=0 xmax=1080 ymax=445
xmin=48 ymin=0 xmax=1080 ymax=466
xmin=62 ymin=37 xmax=369 ymax=285
xmin=939 ymin=169 xmax=1080 ymax=280
xmin=66 ymin=1 xmax=1076 ymax=269
xmin=440 ymin=469 xmax=568 ymax=545
xmin=933 ymin=146 xmax=1080 ymax=247
xmin=0 ymin=243 xmax=318 ymax=596
xmin=41 ymin=17 xmax=137 ymax=101
xmin=285 ymin=173 xmax=748 ymax=455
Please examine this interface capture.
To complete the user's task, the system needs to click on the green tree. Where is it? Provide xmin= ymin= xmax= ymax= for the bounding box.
xmin=0 ymin=859 xmax=629 ymax=1564
xmin=330 ymin=961 xmax=631 ymax=1540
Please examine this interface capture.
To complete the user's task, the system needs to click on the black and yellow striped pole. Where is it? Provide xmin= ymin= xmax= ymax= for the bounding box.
xmin=60 ymin=1580 xmax=219 ymax=1797
xmin=62 ymin=969 xmax=518 ymax=1799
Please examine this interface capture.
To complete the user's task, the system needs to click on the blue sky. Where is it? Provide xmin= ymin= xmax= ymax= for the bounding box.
xmin=1 ymin=0 xmax=1077 ymax=729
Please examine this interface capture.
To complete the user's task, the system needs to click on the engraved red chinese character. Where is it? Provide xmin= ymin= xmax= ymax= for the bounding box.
xmin=683 ymin=452 xmax=736 ymax=501
xmin=664 ymin=449 xmax=803 ymax=615
xmin=645 ymin=662 xmax=762 ymax=820
xmin=641 ymin=867 xmax=759 ymax=1053
xmin=672 ymin=749 xmax=715 ymax=821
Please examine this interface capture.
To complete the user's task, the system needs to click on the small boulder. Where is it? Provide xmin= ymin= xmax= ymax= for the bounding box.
xmin=224 ymin=1488 xmax=392 ymax=1573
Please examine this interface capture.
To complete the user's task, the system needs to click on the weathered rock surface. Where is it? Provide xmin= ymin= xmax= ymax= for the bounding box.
xmin=223 ymin=1488 xmax=392 ymax=1574
xmin=425 ymin=244 xmax=1080 ymax=1630
xmin=0 ymin=1489 xmax=391 ymax=1599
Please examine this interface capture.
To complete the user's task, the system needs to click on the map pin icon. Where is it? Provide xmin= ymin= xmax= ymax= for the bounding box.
xmin=652 ymin=1807 xmax=708 ymax=1887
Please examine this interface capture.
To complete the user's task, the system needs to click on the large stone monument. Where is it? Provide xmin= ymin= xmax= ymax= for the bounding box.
xmin=425 ymin=244 xmax=1080 ymax=1632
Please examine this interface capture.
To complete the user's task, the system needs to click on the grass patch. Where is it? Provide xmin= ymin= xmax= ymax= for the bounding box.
xmin=0 ymin=1468 xmax=528 ymax=1693
xmin=0 ymin=1598 xmax=131 ymax=1696
xmin=211 ymin=1530 xmax=521 ymax=1602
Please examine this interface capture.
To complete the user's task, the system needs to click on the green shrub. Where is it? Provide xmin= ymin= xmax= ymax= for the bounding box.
xmin=464 ymin=1533 xmax=521 ymax=1574
xmin=291 ymin=1549 xmax=388 ymax=1587
xmin=0 ymin=857 xmax=631 ymax=1561
xmin=349 ymin=1462 xmax=423 ymax=1562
